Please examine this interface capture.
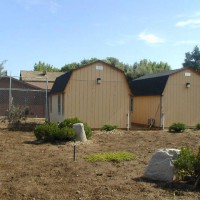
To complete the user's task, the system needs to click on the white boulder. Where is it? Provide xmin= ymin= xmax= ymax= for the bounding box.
xmin=144 ymin=148 xmax=180 ymax=182
xmin=73 ymin=123 xmax=87 ymax=142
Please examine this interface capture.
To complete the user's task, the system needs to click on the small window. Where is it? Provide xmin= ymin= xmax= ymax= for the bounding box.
xmin=49 ymin=96 xmax=52 ymax=113
xmin=62 ymin=94 xmax=64 ymax=115
xmin=130 ymin=97 xmax=133 ymax=112
xmin=58 ymin=94 xmax=61 ymax=114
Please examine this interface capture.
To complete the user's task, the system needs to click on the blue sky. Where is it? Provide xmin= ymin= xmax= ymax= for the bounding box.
xmin=1 ymin=0 xmax=200 ymax=77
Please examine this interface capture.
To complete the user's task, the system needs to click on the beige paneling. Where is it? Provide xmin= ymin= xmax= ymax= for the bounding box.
xmin=132 ymin=96 xmax=161 ymax=127
xmin=163 ymin=68 xmax=200 ymax=127
xmin=57 ymin=61 xmax=131 ymax=128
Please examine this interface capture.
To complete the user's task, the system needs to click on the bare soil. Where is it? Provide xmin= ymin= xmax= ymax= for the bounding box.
xmin=0 ymin=128 xmax=200 ymax=200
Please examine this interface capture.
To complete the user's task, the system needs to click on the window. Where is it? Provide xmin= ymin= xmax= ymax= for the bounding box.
xmin=58 ymin=94 xmax=61 ymax=114
xmin=62 ymin=94 xmax=64 ymax=115
xmin=49 ymin=96 xmax=52 ymax=113
xmin=130 ymin=97 xmax=133 ymax=112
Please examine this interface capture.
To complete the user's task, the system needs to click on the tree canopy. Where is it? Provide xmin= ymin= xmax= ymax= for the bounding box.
xmin=131 ymin=59 xmax=171 ymax=79
xmin=60 ymin=57 xmax=170 ymax=80
xmin=183 ymin=46 xmax=200 ymax=71
xmin=38 ymin=57 xmax=171 ymax=81
xmin=34 ymin=61 xmax=60 ymax=72
xmin=0 ymin=60 xmax=7 ymax=76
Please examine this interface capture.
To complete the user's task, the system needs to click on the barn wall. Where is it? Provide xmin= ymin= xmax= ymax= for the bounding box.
xmin=163 ymin=68 xmax=200 ymax=127
xmin=60 ymin=62 xmax=131 ymax=128
xmin=132 ymin=96 xmax=161 ymax=127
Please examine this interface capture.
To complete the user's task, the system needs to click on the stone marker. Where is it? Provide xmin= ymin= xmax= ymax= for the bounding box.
xmin=73 ymin=123 xmax=87 ymax=142
xmin=144 ymin=148 xmax=180 ymax=182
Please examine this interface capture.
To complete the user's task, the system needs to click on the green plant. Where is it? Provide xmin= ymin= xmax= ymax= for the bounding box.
xmin=196 ymin=123 xmax=200 ymax=130
xmin=84 ymin=151 xmax=135 ymax=162
xmin=174 ymin=146 xmax=200 ymax=189
xmin=59 ymin=117 xmax=81 ymax=128
xmin=169 ymin=123 xmax=186 ymax=133
xmin=101 ymin=124 xmax=117 ymax=131
xmin=59 ymin=117 xmax=92 ymax=139
xmin=34 ymin=122 xmax=75 ymax=142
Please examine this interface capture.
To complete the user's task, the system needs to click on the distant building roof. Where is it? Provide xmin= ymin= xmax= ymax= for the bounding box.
xmin=20 ymin=71 xmax=64 ymax=82
xmin=131 ymin=69 xmax=182 ymax=96
xmin=20 ymin=70 xmax=65 ymax=90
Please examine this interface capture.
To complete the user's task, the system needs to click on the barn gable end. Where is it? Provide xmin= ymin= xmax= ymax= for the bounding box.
xmin=49 ymin=60 xmax=132 ymax=128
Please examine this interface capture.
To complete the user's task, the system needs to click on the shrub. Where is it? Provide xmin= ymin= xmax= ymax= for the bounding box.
xmin=101 ymin=124 xmax=117 ymax=131
xmin=169 ymin=123 xmax=186 ymax=133
xmin=84 ymin=151 xmax=135 ymax=162
xmin=174 ymin=146 xmax=200 ymax=189
xmin=59 ymin=117 xmax=92 ymax=139
xmin=59 ymin=117 xmax=81 ymax=128
xmin=34 ymin=122 xmax=75 ymax=142
xmin=196 ymin=123 xmax=200 ymax=130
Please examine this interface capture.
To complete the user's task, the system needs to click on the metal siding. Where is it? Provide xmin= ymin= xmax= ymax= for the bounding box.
xmin=132 ymin=96 xmax=161 ymax=127
xmin=62 ymin=62 xmax=130 ymax=128
xmin=163 ymin=69 xmax=200 ymax=127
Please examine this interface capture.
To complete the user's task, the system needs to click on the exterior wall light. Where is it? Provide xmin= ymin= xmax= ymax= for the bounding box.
xmin=186 ymin=82 xmax=191 ymax=88
xmin=97 ymin=78 xmax=101 ymax=84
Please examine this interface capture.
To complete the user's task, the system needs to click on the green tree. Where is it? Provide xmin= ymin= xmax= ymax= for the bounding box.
xmin=0 ymin=60 xmax=7 ymax=76
xmin=33 ymin=61 xmax=60 ymax=72
xmin=60 ymin=62 xmax=80 ymax=72
xmin=183 ymin=46 xmax=200 ymax=71
xmin=80 ymin=58 xmax=98 ymax=65
xmin=131 ymin=59 xmax=171 ymax=79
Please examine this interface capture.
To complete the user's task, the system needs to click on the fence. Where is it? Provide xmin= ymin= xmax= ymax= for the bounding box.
xmin=0 ymin=76 xmax=48 ymax=119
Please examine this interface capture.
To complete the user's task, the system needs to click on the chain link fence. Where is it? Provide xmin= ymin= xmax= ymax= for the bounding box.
xmin=0 ymin=76 xmax=48 ymax=120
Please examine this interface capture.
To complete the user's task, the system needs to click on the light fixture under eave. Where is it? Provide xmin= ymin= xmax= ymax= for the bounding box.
xmin=186 ymin=82 xmax=191 ymax=88
xmin=97 ymin=78 xmax=101 ymax=84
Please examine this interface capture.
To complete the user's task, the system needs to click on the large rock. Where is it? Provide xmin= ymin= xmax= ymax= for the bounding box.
xmin=73 ymin=123 xmax=87 ymax=142
xmin=144 ymin=148 xmax=180 ymax=182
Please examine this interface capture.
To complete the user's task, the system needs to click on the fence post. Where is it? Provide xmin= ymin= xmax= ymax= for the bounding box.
xmin=45 ymin=77 xmax=49 ymax=121
xmin=9 ymin=73 xmax=12 ymax=110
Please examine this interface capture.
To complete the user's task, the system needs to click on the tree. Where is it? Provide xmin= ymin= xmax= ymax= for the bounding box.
xmin=33 ymin=61 xmax=60 ymax=72
xmin=0 ymin=60 xmax=7 ymax=76
xmin=80 ymin=58 xmax=98 ymax=65
xmin=131 ymin=59 xmax=171 ymax=79
xmin=183 ymin=46 xmax=200 ymax=71
xmin=61 ymin=62 xmax=80 ymax=72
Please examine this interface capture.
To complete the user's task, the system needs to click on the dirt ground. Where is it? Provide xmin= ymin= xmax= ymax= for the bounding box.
xmin=0 ymin=128 xmax=200 ymax=200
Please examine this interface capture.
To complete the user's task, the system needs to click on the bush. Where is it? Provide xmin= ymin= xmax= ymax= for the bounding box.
xmin=34 ymin=122 xmax=75 ymax=142
xmin=196 ymin=123 xmax=200 ymax=130
xmin=174 ymin=146 xmax=200 ymax=189
xmin=59 ymin=117 xmax=81 ymax=128
xmin=169 ymin=123 xmax=186 ymax=133
xmin=101 ymin=124 xmax=117 ymax=131
xmin=59 ymin=117 xmax=92 ymax=139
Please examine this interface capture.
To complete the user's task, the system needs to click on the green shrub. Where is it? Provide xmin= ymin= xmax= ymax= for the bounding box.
xmin=59 ymin=117 xmax=81 ymax=128
xmin=84 ymin=151 xmax=135 ymax=162
xmin=101 ymin=124 xmax=117 ymax=131
xmin=59 ymin=117 xmax=92 ymax=139
xmin=34 ymin=122 xmax=75 ymax=142
xmin=174 ymin=146 xmax=200 ymax=189
xmin=196 ymin=123 xmax=200 ymax=130
xmin=169 ymin=122 xmax=186 ymax=133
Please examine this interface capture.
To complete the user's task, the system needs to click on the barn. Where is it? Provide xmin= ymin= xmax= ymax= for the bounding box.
xmin=49 ymin=60 xmax=133 ymax=128
xmin=131 ymin=67 xmax=200 ymax=128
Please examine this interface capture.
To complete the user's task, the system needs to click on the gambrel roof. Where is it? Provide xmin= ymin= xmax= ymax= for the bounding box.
xmin=50 ymin=60 xmax=129 ymax=95
xmin=130 ymin=69 xmax=182 ymax=96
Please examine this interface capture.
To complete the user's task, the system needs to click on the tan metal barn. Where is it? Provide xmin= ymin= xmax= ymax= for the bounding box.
xmin=49 ymin=60 xmax=133 ymax=128
xmin=131 ymin=67 xmax=200 ymax=128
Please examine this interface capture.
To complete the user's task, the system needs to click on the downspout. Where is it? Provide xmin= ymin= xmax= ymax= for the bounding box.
xmin=160 ymin=94 xmax=164 ymax=130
